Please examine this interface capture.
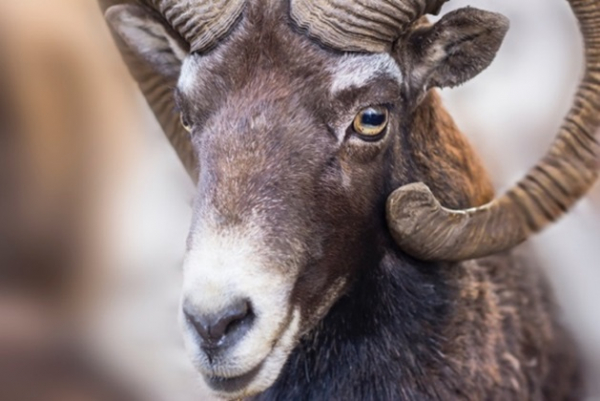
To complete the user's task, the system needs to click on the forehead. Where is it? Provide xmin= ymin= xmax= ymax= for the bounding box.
xmin=177 ymin=4 xmax=402 ymax=100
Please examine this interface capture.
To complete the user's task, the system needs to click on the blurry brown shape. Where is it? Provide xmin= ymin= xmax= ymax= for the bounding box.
xmin=591 ymin=186 xmax=600 ymax=212
xmin=0 ymin=0 xmax=138 ymax=311
xmin=0 ymin=1 xmax=144 ymax=399
xmin=0 ymin=294 xmax=142 ymax=401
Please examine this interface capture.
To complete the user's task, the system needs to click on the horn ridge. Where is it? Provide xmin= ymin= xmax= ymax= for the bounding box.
xmin=330 ymin=2 xmax=401 ymax=37
xmin=387 ymin=0 xmax=600 ymax=261
xmin=290 ymin=0 xmax=448 ymax=52
xmin=146 ymin=0 xmax=246 ymax=52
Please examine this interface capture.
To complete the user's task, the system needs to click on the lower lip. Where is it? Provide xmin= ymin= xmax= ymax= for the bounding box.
xmin=204 ymin=360 xmax=264 ymax=394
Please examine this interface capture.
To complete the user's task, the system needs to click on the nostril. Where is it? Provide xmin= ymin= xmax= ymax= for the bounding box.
xmin=184 ymin=308 xmax=210 ymax=342
xmin=184 ymin=300 xmax=253 ymax=348
xmin=212 ymin=300 xmax=250 ymax=339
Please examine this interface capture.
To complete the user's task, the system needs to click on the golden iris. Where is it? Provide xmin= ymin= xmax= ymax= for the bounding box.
xmin=353 ymin=106 xmax=389 ymax=137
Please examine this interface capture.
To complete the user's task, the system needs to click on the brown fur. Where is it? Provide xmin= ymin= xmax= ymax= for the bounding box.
xmin=108 ymin=1 xmax=583 ymax=398
xmin=402 ymin=90 xmax=495 ymax=208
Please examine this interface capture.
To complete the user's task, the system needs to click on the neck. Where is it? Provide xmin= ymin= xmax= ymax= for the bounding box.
xmin=254 ymin=250 xmax=455 ymax=400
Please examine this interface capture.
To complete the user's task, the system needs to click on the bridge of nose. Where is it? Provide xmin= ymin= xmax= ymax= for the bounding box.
xmin=197 ymin=100 xmax=324 ymax=224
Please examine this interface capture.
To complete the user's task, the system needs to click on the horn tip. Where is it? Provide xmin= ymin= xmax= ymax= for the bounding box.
xmin=386 ymin=182 xmax=440 ymax=235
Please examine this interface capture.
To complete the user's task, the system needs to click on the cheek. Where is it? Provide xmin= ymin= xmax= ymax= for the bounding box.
xmin=341 ymin=139 xmax=386 ymax=163
xmin=292 ymin=175 xmax=385 ymax=332
xmin=293 ymin=268 xmax=350 ymax=332
xmin=335 ymin=132 xmax=392 ymax=206
xmin=336 ymin=155 xmax=387 ymax=215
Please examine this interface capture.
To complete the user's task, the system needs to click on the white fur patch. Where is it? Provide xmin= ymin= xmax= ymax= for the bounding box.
xmin=329 ymin=53 xmax=403 ymax=94
xmin=179 ymin=219 xmax=302 ymax=397
xmin=177 ymin=43 xmax=228 ymax=95
xmin=178 ymin=57 xmax=200 ymax=95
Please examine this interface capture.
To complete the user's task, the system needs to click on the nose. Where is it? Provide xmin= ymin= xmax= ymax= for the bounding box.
xmin=184 ymin=299 xmax=254 ymax=349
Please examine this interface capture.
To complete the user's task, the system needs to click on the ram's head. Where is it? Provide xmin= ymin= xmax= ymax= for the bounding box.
xmin=103 ymin=0 xmax=599 ymax=398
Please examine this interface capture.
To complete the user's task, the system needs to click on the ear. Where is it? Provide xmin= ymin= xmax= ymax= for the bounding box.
xmin=401 ymin=7 xmax=509 ymax=97
xmin=106 ymin=4 xmax=189 ymax=79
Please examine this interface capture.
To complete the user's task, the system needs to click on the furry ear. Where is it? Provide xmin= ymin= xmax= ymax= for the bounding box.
xmin=106 ymin=4 xmax=189 ymax=78
xmin=401 ymin=7 xmax=509 ymax=98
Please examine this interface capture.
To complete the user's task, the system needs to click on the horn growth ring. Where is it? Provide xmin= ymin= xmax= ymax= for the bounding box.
xmin=290 ymin=0 xmax=448 ymax=52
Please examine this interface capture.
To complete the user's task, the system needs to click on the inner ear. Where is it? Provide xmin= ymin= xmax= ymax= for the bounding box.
xmin=400 ymin=7 xmax=509 ymax=98
xmin=106 ymin=4 xmax=189 ymax=79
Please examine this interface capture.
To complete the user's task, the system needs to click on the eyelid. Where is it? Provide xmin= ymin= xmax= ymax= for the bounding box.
xmin=344 ymin=102 xmax=393 ymax=122
xmin=349 ymin=103 xmax=391 ymax=125
xmin=361 ymin=102 xmax=393 ymax=112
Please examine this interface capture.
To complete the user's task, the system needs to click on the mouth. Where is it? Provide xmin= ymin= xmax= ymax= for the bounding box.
xmin=192 ymin=308 xmax=301 ymax=398
xmin=204 ymin=360 xmax=264 ymax=395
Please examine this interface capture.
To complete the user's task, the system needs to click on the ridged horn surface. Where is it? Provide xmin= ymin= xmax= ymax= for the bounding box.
xmin=290 ymin=0 xmax=448 ymax=52
xmin=146 ymin=0 xmax=245 ymax=52
xmin=98 ymin=0 xmax=246 ymax=177
xmin=387 ymin=0 xmax=600 ymax=261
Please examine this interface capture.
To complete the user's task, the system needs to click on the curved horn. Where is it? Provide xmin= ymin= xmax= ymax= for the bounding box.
xmin=144 ymin=0 xmax=245 ymax=53
xmin=290 ymin=0 xmax=449 ymax=52
xmin=387 ymin=0 xmax=600 ymax=261
xmin=98 ymin=0 xmax=245 ymax=176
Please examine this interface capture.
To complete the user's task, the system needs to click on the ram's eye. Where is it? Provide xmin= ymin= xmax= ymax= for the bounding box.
xmin=180 ymin=114 xmax=193 ymax=133
xmin=353 ymin=106 xmax=389 ymax=139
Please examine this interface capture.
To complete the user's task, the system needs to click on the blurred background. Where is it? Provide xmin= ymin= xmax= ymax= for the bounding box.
xmin=0 ymin=0 xmax=598 ymax=400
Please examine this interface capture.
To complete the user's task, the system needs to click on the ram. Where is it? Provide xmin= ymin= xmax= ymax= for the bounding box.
xmin=102 ymin=0 xmax=599 ymax=399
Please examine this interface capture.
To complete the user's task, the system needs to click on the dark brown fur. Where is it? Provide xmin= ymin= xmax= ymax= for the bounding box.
xmin=111 ymin=0 xmax=583 ymax=398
